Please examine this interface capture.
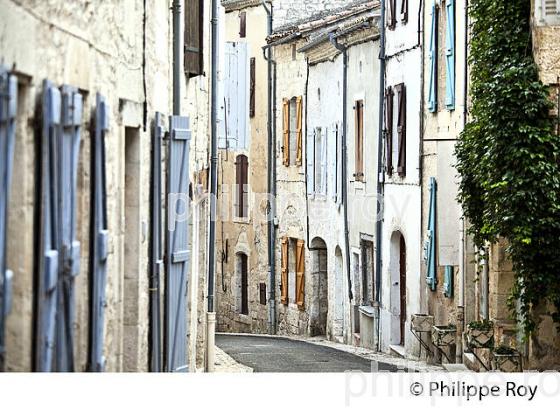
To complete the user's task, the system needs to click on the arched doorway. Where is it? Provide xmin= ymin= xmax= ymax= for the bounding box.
xmin=310 ymin=237 xmax=328 ymax=336
xmin=236 ymin=253 xmax=248 ymax=315
xmin=333 ymin=246 xmax=344 ymax=339
xmin=389 ymin=232 xmax=407 ymax=346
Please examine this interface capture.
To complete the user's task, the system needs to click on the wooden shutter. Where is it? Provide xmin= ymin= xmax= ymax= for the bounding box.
xmin=388 ymin=0 xmax=397 ymax=29
xmin=306 ymin=130 xmax=315 ymax=195
xmin=354 ymin=100 xmax=364 ymax=181
xmin=396 ymin=84 xmax=407 ymax=177
xmin=239 ymin=12 xmax=247 ymax=38
xmin=320 ymin=128 xmax=327 ymax=194
xmin=428 ymin=3 xmax=438 ymax=112
xmin=445 ymin=0 xmax=456 ymax=110
xmin=184 ymin=0 xmax=203 ymax=77
xmin=281 ymin=237 xmax=288 ymax=305
xmin=295 ymin=240 xmax=305 ymax=309
xmin=249 ymin=58 xmax=256 ymax=118
xmin=296 ymin=96 xmax=303 ymax=166
xmin=400 ymin=0 xmax=408 ymax=23
xmin=385 ymin=87 xmax=394 ymax=176
xmin=235 ymin=155 xmax=248 ymax=218
xmin=282 ymin=98 xmax=290 ymax=166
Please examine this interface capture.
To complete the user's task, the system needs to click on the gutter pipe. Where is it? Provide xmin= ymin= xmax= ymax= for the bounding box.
xmin=172 ymin=0 xmax=181 ymax=115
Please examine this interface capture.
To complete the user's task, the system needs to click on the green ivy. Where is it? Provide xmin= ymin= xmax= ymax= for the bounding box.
xmin=455 ymin=0 xmax=560 ymax=336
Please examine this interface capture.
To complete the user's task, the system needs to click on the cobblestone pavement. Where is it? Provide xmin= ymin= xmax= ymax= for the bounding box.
xmin=216 ymin=333 xmax=441 ymax=372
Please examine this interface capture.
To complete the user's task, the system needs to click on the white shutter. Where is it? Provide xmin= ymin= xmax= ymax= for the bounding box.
xmin=224 ymin=42 xmax=238 ymax=150
xmin=321 ymin=127 xmax=327 ymax=194
xmin=336 ymin=124 xmax=342 ymax=204
xmin=329 ymin=125 xmax=337 ymax=201
xmin=307 ymin=130 xmax=315 ymax=195
xmin=236 ymin=42 xmax=249 ymax=150
xmin=538 ymin=0 xmax=560 ymax=25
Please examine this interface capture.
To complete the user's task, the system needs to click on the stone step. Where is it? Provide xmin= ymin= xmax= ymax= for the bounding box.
xmin=389 ymin=344 xmax=406 ymax=358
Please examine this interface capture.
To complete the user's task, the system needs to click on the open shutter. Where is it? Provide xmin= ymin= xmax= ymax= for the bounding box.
xmin=149 ymin=112 xmax=165 ymax=372
xmin=296 ymin=96 xmax=303 ymax=166
xmin=249 ymin=58 xmax=256 ymax=118
xmin=282 ymin=98 xmax=290 ymax=166
xmin=307 ymin=130 xmax=315 ymax=195
xmin=335 ymin=124 xmax=342 ymax=204
xmin=400 ymin=0 xmax=408 ymax=23
xmin=329 ymin=126 xmax=337 ymax=201
xmin=36 ymin=81 xmax=61 ymax=372
xmin=0 ymin=68 xmax=17 ymax=370
xmin=424 ymin=177 xmax=437 ymax=291
xmin=445 ymin=0 xmax=455 ymax=110
xmin=541 ymin=0 xmax=560 ymax=24
xmin=235 ymin=155 xmax=248 ymax=218
xmin=320 ymin=128 xmax=327 ymax=194
xmin=88 ymin=94 xmax=109 ymax=372
xmin=428 ymin=2 xmax=438 ymax=113
xmin=184 ymin=0 xmax=203 ymax=77
xmin=388 ymin=0 xmax=396 ymax=29
xmin=354 ymin=100 xmax=364 ymax=181
xmin=239 ymin=11 xmax=247 ymax=38
xmin=165 ymin=115 xmax=191 ymax=372
xmin=224 ymin=43 xmax=239 ymax=150
xmin=385 ymin=87 xmax=394 ymax=175
xmin=295 ymin=240 xmax=305 ymax=309
xmin=55 ymin=85 xmax=83 ymax=372
xmin=236 ymin=43 xmax=249 ymax=150
xmin=281 ymin=238 xmax=288 ymax=305
xmin=396 ymin=84 xmax=407 ymax=177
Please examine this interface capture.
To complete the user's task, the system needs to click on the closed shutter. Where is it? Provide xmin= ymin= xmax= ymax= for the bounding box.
xmin=0 ymin=68 xmax=17 ymax=370
xmin=236 ymin=43 xmax=249 ymax=149
xmin=425 ymin=177 xmax=437 ymax=291
xmin=184 ymin=0 xmax=203 ymax=77
xmin=320 ymin=128 xmax=327 ymax=194
xmin=539 ymin=0 xmax=560 ymax=25
xmin=235 ymin=155 xmax=248 ymax=218
xmin=249 ymin=58 xmax=256 ymax=118
xmin=88 ymin=94 xmax=110 ymax=372
xmin=295 ymin=240 xmax=305 ymax=308
xmin=307 ymin=130 xmax=315 ymax=195
xmin=400 ymin=0 xmax=408 ymax=23
xmin=354 ymin=100 xmax=364 ymax=181
xmin=396 ymin=84 xmax=407 ymax=177
xmin=282 ymin=98 xmax=290 ymax=166
xmin=239 ymin=11 xmax=247 ymax=38
xmin=281 ymin=237 xmax=288 ymax=305
xmin=445 ymin=0 xmax=455 ymax=110
xmin=335 ymin=124 xmax=342 ymax=204
xmin=428 ymin=3 xmax=438 ymax=113
xmin=296 ymin=96 xmax=303 ymax=166
xmin=329 ymin=126 xmax=337 ymax=201
xmin=149 ymin=112 xmax=165 ymax=372
xmin=165 ymin=115 xmax=191 ymax=372
xmin=385 ymin=87 xmax=394 ymax=175
xmin=388 ymin=0 xmax=396 ymax=29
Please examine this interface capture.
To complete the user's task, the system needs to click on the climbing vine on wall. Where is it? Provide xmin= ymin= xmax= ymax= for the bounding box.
xmin=455 ymin=0 xmax=560 ymax=335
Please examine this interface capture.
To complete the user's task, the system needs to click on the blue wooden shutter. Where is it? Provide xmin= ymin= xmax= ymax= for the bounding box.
xmin=428 ymin=2 xmax=438 ymax=113
xmin=88 ymin=94 xmax=109 ymax=372
xmin=55 ymin=85 xmax=83 ymax=372
xmin=149 ymin=112 xmax=165 ymax=372
xmin=425 ymin=177 xmax=437 ymax=291
xmin=445 ymin=0 xmax=455 ymax=110
xmin=306 ymin=129 xmax=314 ymax=196
xmin=165 ymin=115 xmax=191 ymax=372
xmin=444 ymin=265 xmax=453 ymax=298
xmin=0 ymin=68 xmax=17 ymax=370
xmin=36 ymin=81 xmax=62 ymax=372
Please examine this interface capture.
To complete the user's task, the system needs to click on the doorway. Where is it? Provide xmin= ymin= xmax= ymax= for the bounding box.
xmin=310 ymin=237 xmax=327 ymax=336
xmin=237 ymin=253 xmax=248 ymax=315
xmin=333 ymin=247 xmax=344 ymax=339
xmin=389 ymin=231 xmax=407 ymax=346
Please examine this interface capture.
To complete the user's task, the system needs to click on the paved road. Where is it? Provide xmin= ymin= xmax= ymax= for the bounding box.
xmin=216 ymin=334 xmax=401 ymax=372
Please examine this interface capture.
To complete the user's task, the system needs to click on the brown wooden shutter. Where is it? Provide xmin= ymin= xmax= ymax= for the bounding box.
xmin=388 ymin=0 xmax=397 ymax=29
xmin=396 ymin=84 xmax=407 ymax=177
xmin=250 ymin=58 xmax=256 ymax=118
xmin=295 ymin=239 xmax=305 ymax=309
xmin=281 ymin=237 xmax=288 ymax=305
xmin=282 ymin=98 xmax=290 ymax=166
xmin=401 ymin=0 xmax=408 ymax=23
xmin=385 ymin=87 xmax=394 ymax=175
xmin=184 ymin=0 xmax=203 ymax=77
xmin=236 ymin=155 xmax=248 ymax=217
xmin=296 ymin=96 xmax=303 ymax=166
xmin=239 ymin=12 xmax=247 ymax=38
xmin=354 ymin=100 xmax=364 ymax=181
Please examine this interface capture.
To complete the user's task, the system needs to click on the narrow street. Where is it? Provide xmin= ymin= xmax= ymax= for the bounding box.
xmin=216 ymin=334 xmax=402 ymax=372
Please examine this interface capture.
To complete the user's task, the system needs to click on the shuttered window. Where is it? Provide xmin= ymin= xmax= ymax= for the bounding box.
xmin=354 ymin=100 xmax=364 ymax=181
xmin=400 ymin=0 xmax=408 ymax=23
xmin=250 ymin=58 xmax=256 ymax=118
xmin=239 ymin=12 xmax=247 ymax=38
xmin=235 ymin=154 xmax=248 ymax=218
xmin=384 ymin=87 xmax=394 ymax=175
xmin=223 ymin=42 xmax=249 ymax=150
xmin=428 ymin=2 xmax=438 ymax=112
xmin=295 ymin=96 xmax=303 ymax=166
xmin=282 ymin=98 xmax=290 ymax=166
xmin=295 ymin=240 xmax=305 ymax=309
xmin=281 ymin=237 xmax=288 ymax=305
xmin=314 ymin=127 xmax=327 ymax=194
xmin=445 ymin=0 xmax=456 ymax=110
xmin=388 ymin=0 xmax=397 ymax=29
xmin=396 ymin=83 xmax=407 ymax=177
xmin=283 ymin=96 xmax=303 ymax=167
xmin=184 ymin=0 xmax=204 ymax=77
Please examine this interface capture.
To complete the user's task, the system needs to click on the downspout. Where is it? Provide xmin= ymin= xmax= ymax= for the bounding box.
xmin=172 ymin=0 xmax=181 ymax=115
xmin=374 ymin=0 xmax=387 ymax=351
xmin=261 ymin=0 xmax=277 ymax=335
xmin=329 ymin=34 xmax=353 ymax=302
xmin=206 ymin=0 xmax=219 ymax=372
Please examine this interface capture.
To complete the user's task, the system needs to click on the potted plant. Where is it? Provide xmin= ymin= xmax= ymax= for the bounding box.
xmin=466 ymin=320 xmax=494 ymax=349
xmin=493 ymin=345 xmax=522 ymax=372
xmin=411 ymin=314 xmax=434 ymax=333
xmin=432 ymin=324 xmax=457 ymax=347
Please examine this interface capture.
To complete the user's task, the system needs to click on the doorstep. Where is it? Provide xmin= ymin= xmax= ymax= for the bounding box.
xmin=389 ymin=344 xmax=406 ymax=358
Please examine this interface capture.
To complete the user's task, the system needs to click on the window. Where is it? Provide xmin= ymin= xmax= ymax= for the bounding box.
xmin=314 ymin=127 xmax=327 ymax=194
xmin=388 ymin=0 xmax=408 ymax=28
xmin=385 ymin=84 xmax=406 ymax=177
xmin=237 ymin=253 xmax=248 ymax=315
xmin=282 ymin=96 xmax=303 ymax=166
xmin=354 ymin=100 xmax=364 ymax=181
xmin=280 ymin=237 xmax=305 ymax=307
xmin=360 ymin=240 xmax=375 ymax=305
xmin=537 ymin=0 xmax=560 ymax=26
xmin=184 ymin=0 xmax=204 ymax=77
xmin=235 ymin=154 xmax=248 ymax=218
xmin=400 ymin=0 xmax=408 ymax=23
xmin=239 ymin=12 xmax=247 ymax=38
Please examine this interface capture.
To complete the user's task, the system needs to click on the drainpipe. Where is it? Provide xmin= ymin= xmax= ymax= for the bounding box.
xmin=329 ymin=34 xmax=353 ymax=302
xmin=172 ymin=0 xmax=181 ymax=115
xmin=480 ymin=247 xmax=489 ymax=320
xmin=374 ymin=0 xmax=387 ymax=351
xmin=206 ymin=0 xmax=219 ymax=372
xmin=261 ymin=0 xmax=277 ymax=335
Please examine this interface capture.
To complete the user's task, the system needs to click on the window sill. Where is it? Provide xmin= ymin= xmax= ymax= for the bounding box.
xmin=233 ymin=217 xmax=251 ymax=225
